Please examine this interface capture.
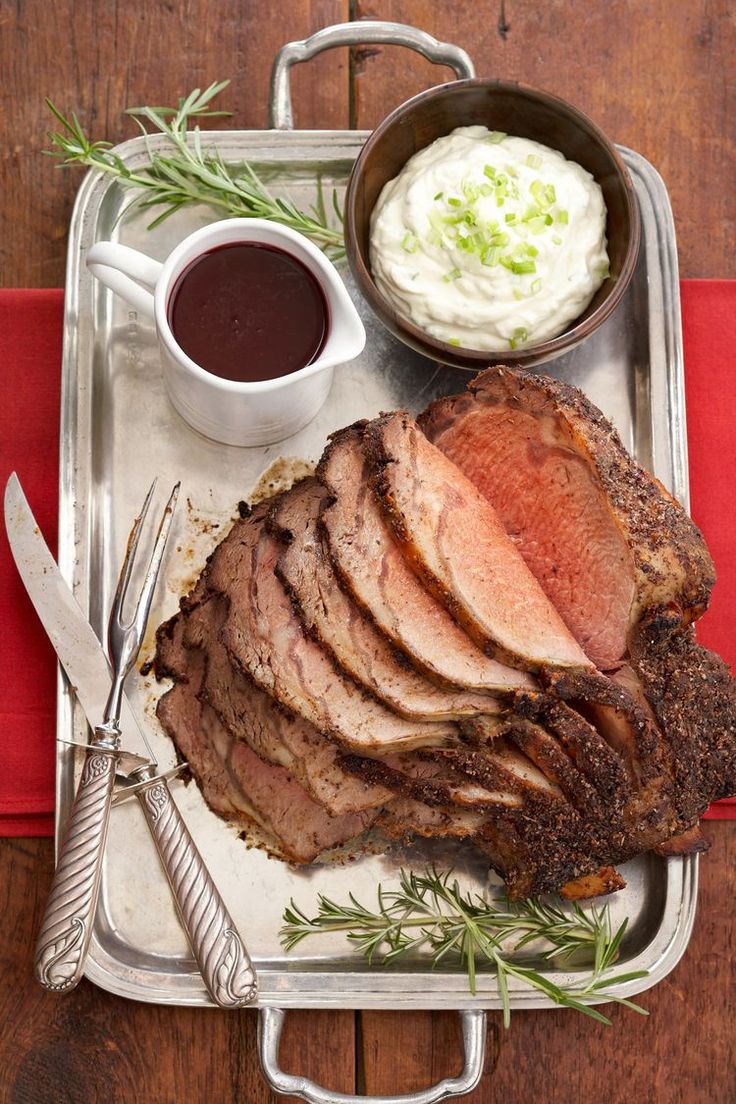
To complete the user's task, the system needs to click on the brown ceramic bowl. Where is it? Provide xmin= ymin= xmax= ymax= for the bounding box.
xmin=345 ymin=80 xmax=641 ymax=369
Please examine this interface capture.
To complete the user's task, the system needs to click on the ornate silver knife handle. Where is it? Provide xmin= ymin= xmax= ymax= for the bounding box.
xmin=34 ymin=744 xmax=117 ymax=991
xmin=136 ymin=776 xmax=257 ymax=1008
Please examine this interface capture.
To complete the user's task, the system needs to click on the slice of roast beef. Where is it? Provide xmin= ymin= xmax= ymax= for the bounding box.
xmin=155 ymin=627 xmax=375 ymax=863
xmin=420 ymin=366 xmax=715 ymax=670
xmin=270 ymin=478 xmax=501 ymax=720
xmin=365 ymin=412 xmax=592 ymax=672
xmin=318 ymin=423 xmax=536 ymax=693
xmin=376 ymin=800 xmax=487 ymax=840
xmin=177 ymin=596 xmax=394 ymax=816
xmin=338 ymin=747 xmax=527 ymax=812
xmin=200 ymin=501 xmax=457 ymax=753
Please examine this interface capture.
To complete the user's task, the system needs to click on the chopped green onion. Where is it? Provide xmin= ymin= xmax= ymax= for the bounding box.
xmin=443 ymin=267 xmax=462 ymax=282
xmin=530 ymin=180 xmax=557 ymax=210
xmin=483 ymin=164 xmax=497 ymax=181
xmin=486 ymin=130 xmax=506 ymax=143
xmin=527 ymin=216 xmax=548 ymax=234
xmin=499 ymin=256 xmax=537 ymax=275
xmin=557 ymin=209 xmax=569 ymax=225
xmin=512 ymin=288 xmax=525 ymax=301
xmin=509 ymin=327 xmax=529 ymax=350
xmin=481 ymin=246 xmax=501 ymax=267
xmin=401 ymin=231 xmax=418 ymax=254
xmin=552 ymin=234 xmax=563 ymax=246
xmin=447 ymin=197 xmax=462 ymax=208
xmin=448 ymin=337 xmax=461 ymax=346
xmin=433 ymin=191 xmax=444 ymax=201
xmin=526 ymin=154 xmax=543 ymax=169
xmin=530 ymin=277 xmax=542 ymax=294
xmin=480 ymin=182 xmax=493 ymax=197
xmin=504 ymin=212 xmax=517 ymax=225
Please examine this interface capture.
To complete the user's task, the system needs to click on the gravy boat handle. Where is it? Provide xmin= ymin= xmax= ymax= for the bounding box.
xmin=87 ymin=242 xmax=163 ymax=321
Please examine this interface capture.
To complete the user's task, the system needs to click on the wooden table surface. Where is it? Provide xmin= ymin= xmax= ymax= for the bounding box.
xmin=2 ymin=3 xmax=735 ymax=1101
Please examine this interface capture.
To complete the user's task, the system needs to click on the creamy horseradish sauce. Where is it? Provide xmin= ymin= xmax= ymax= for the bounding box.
xmin=369 ymin=127 xmax=610 ymax=351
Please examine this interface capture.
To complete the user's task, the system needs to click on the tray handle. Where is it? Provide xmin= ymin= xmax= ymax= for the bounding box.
xmin=258 ymin=1007 xmax=486 ymax=1104
xmin=269 ymin=21 xmax=475 ymax=130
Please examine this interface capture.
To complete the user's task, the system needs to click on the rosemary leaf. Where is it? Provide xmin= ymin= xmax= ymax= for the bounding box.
xmin=44 ymin=84 xmax=346 ymax=259
xmin=279 ymin=865 xmax=649 ymax=1025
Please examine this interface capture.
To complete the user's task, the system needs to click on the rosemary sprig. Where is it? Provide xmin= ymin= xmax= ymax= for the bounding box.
xmin=44 ymin=82 xmax=346 ymax=259
xmin=280 ymin=866 xmax=649 ymax=1027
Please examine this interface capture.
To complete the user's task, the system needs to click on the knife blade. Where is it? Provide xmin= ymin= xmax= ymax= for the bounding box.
xmin=4 ymin=473 xmax=258 ymax=1007
xmin=4 ymin=472 xmax=153 ymax=762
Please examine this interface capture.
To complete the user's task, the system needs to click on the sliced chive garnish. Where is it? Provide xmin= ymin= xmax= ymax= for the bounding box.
xmin=526 ymin=154 xmax=543 ymax=169
xmin=401 ymin=231 xmax=418 ymax=254
xmin=557 ymin=209 xmax=569 ymax=224
xmin=486 ymin=130 xmax=506 ymax=143
xmin=443 ymin=268 xmax=462 ymax=282
xmin=448 ymin=337 xmax=461 ymax=346
xmin=509 ymin=326 xmax=529 ymax=350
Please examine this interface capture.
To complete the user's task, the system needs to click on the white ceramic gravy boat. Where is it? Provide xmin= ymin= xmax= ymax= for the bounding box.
xmin=86 ymin=218 xmax=365 ymax=446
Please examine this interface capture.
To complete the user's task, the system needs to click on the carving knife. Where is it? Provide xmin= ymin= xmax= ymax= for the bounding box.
xmin=4 ymin=473 xmax=257 ymax=1007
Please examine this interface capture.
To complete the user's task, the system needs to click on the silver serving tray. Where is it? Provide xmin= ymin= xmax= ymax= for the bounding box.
xmin=56 ymin=22 xmax=696 ymax=1103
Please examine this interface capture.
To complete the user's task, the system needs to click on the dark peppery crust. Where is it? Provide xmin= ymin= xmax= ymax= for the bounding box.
xmin=501 ymin=718 xmax=604 ymax=816
xmin=419 ymin=366 xmax=715 ymax=638
xmin=339 ymin=753 xmax=456 ymax=808
xmin=630 ymin=617 xmax=736 ymax=814
xmin=513 ymin=692 xmax=632 ymax=811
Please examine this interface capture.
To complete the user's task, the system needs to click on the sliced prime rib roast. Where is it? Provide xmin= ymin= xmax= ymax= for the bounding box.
xmin=364 ymin=411 xmax=592 ymax=672
xmin=152 ymin=363 xmax=735 ymax=899
xmin=190 ymin=500 xmax=458 ymax=754
xmin=155 ymin=618 xmax=376 ymax=863
xmin=318 ymin=423 xmax=536 ymax=693
xmin=168 ymin=596 xmax=394 ymax=816
xmin=420 ymin=366 xmax=715 ymax=670
xmin=269 ymin=477 xmax=502 ymax=720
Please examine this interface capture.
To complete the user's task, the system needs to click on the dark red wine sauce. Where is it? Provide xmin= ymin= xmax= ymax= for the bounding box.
xmin=167 ymin=242 xmax=328 ymax=382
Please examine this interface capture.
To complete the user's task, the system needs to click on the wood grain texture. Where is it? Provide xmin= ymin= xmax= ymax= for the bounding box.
xmin=0 ymin=837 xmax=355 ymax=1104
xmin=351 ymin=0 xmax=736 ymax=278
xmin=0 ymin=0 xmax=350 ymax=286
xmin=2 ymin=2 xmax=736 ymax=1102
xmin=360 ymin=821 xmax=736 ymax=1102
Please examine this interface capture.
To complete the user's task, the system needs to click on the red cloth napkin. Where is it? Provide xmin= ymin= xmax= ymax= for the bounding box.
xmin=681 ymin=282 xmax=736 ymax=819
xmin=1 ymin=283 xmax=734 ymax=835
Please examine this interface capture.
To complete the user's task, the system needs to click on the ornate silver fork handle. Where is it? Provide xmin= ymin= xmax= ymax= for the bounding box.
xmin=135 ymin=773 xmax=257 ymax=1009
xmin=34 ymin=738 xmax=117 ymax=991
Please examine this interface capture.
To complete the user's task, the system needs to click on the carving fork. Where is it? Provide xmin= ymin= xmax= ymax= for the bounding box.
xmin=34 ymin=482 xmax=257 ymax=1007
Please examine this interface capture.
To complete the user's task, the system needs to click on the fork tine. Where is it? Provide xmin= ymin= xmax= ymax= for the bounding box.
xmin=129 ymin=482 xmax=181 ymax=643
xmin=111 ymin=479 xmax=157 ymax=625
